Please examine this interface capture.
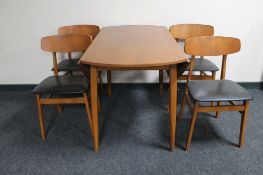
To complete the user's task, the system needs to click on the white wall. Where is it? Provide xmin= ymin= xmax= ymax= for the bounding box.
xmin=0 ymin=0 xmax=262 ymax=84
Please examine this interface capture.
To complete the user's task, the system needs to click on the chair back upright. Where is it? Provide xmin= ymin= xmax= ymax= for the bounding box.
xmin=185 ymin=36 xmax=241 ymax=82
xmin=169 ymin=24 xmax=214 ymax=41
xmin=41 ymin=34 xmax=92 ymax=76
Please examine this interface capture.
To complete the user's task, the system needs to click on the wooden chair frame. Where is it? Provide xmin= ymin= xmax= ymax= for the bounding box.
xmin=37 ymin=35 xmax=95 ymax=141
xmin=36 ymin=92 xmax=93 ymax=141
xmin=159 ymin=24 xmax=216 ymax=96
xmin=178 ymin=36 xmax=251 ymax=151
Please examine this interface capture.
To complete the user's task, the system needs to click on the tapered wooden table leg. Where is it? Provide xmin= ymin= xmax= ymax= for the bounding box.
xmin=90 ymin=66 xmax=99 ymax=152
xmin=169 ymin=65 xmax=177 ymax=151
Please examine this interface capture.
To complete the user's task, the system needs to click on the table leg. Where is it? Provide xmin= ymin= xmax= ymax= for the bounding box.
xmin=90 ymin=66 xmax=99 ymax=152
xmin=169 ymin=65 xmax=177 ymax=151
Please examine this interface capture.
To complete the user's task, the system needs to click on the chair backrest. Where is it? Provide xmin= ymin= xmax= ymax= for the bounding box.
xmin=41 ymin=34 xmax=92 ymax=53
xmin=169 ymin=24 xmax=214 ymax=40
xmin=185 ymin=36 xmax=241 ymax=80
xmin=58 ymin=25 xmax=100 ymax=40
xmin=41 ymin=34 xmax=92 ymax=76
xmin=185 ymin=36 xmax=241 ymax=56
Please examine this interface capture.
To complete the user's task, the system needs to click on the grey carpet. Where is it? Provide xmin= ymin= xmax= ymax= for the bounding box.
xmin=0 ymin=85 xmax=262 ymax=175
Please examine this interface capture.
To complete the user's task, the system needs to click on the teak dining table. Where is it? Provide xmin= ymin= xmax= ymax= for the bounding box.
xmin=80 ymin=25 xmax=187 ymax=152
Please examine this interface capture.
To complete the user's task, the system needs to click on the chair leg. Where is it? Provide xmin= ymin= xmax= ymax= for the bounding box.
xmin=56 ymin=105 xmax=63 ymax=113
xmin=211 ymin=101 xmax=217 ymax=107
xmin=212 ymin=71 xmax=216 ymax=80
xmin=178 ymin=93 xmax=187 ymax=119
xmin=216 ymin=102 xmax=221 ymax=118
xmin=239 ymin=100 xmax=250 ymax=148
xmin=36 ymin=95 xmax=46 ymax=141
xmin=83 ymin=93 xmax=93 ymax=137
xmin=210 ymin=72 xmax=217 ymax=111
xmin=98 ymin=71 xmax=103 ymax=92
xmin=159 ymin=70 xmax=163 ymax=96
xmin=51 ymin=93 xmax=63 ymax=113
xmin=185 ymin=102 xmax=199 ymax=151
xmin=107 ymin=70 xmax=112 ymax=97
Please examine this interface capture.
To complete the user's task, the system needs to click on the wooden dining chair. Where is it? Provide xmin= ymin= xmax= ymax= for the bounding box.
xmin=179 ymin=36 xmax=252 ymax=151
xmin=57 ymin=25 xmax=105 ymax=92
xmin=33 ymin=35 xmax=93 ymax=142
xmin=159 ymin=24 xmax=218 ymax=96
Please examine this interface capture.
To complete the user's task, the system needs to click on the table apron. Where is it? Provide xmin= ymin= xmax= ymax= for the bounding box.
xmin=92 ymin=65 xmax=172 ymax=71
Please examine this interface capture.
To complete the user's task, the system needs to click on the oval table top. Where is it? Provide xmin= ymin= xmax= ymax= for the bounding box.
xmin=80 ymin=25 xmax=187 ymax=68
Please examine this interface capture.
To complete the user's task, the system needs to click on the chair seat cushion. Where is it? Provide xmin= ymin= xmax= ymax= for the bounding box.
xmin=33 ymin=75 xmax=89 ymax=95
xmin=186 ymin=58 xmax=219 ymax=72
xmin=52 ymin=59 xmax=81 ymax=72
xmin=188 ymin=80 xmax=252 ymax=102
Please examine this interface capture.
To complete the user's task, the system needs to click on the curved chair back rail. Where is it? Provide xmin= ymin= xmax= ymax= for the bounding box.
xmin=58 ymin=25 xmax=100 ymax=40
xmin=185 ymin=36 xmax=241 ymax=56
xmin=41 ymin=34 xmax=92 ymax=53
xmin=169 ymin=24 xmax=214 ymax=40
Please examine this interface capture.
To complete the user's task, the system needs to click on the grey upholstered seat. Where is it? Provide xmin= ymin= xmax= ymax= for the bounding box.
xmin=33 ymin=75 xmax=89 ymax=95
xmin=186 ymin=58 xmax=219 ymax=72
xmin=166 ymin=58 xmax=218 ymax=78
xmin=52 ymin=59 xmax=81 ymax=72
xmin=188 ymin=80 xmax=252 ymax=102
